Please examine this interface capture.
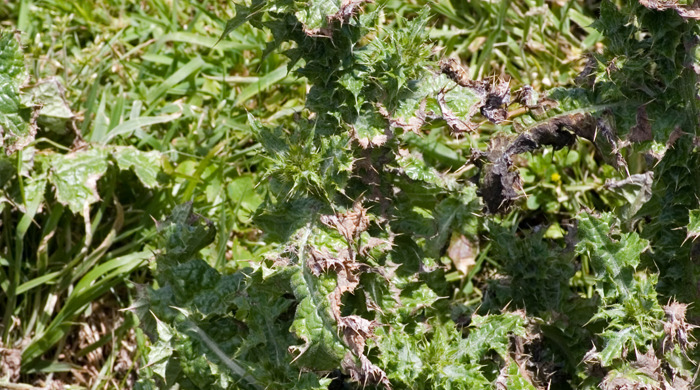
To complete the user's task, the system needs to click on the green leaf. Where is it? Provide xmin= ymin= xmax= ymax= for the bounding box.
xmin=46 ymin=148 xmax=110 ymax=214
xmin=22 ymin=78 xmax=74 ymax=134
xmin=219 ymin=0 xmax=269 ymax=43
xmin=598 ymin=327 xmax=634 ymax=366
xmin=499 ymin=360 xmax=538 ymax=390
xmin=294 ymin=0 xmax=340 ymax=33
xmin=398 ymin=284 xmax=439 ymax=316
xmin=376 ymin=320 xmax=490 ymax=389
xmin=289 ymin=263 xmax=347 ymax=370
xmin=0 ymin=31 xmax=34 ymax=155
xmin=461 ymin=313 xmax=527 ymax=361
xmin=156 ymin=202 xmax=216 ymax=267
xmin=112 ymin=146 xmax=161 ymax=188
xmin=575 ymin=213 xmax=648 ymax=300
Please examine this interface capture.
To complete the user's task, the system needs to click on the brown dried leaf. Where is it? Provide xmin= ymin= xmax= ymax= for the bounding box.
xmin=481 ymin=112 xmax=592 ymax=213
xmin=338 ymin=315 xmax=378 ymax=355
xmin=448 ymin=234 xmax=476 ymax=275
xmin=439 ymin=57 xmax=472 ymax=88
xmin=513 ymin=85 xmax=540 ymax=108
xmin=631 ymin=349 xmax=662 ymax=380
xmin=600 ymin=375 xmax=661 ymax=390
xmin=342 ymin=353 xmax=392 ymax=390
xmin=320 ymin=201 xmax=369 ymax=243
xmin=480 ymin=77 xmax=511 ymax=124
xmin=437 ymin=89 xmax=478 ymax=133
xmin=439 ymin=58 xmax=512 ymax=125
xmin=360 ymin=236 xmax=393 ymax=256
xmin=639 ymin=0 xmax=700 ymax=19
xmin=667 ymin=126 xmax=685 ymax=149
xmin=302 ymin=0 xmax=373 ymax=37
xmin=307 ymin=247 xmax=345 ymax=276
xmin=0 ymin=344 xmax=21 ymax=382
xmin=628 ymin=105 xmax=652 ymax=143
xmin=662 ymin=300 xmax=697 ymax=354
xmin=575 ymin=54 xmax=598 ymax=87
xmin=307 ymin=246 xmax=367 ymax=320
xmin=351 ymin=127 xmax=390 ymax=148
xmin=332 ymin=0 xmax=374 ymax=23
xmin=479 ymin=111 xmax=632 ymax=213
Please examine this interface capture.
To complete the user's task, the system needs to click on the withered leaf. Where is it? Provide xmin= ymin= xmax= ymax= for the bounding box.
xmin=307 ymin=247 xmax=345 ymax=277
xmin=448 ymin=234 xmax=476 ymax=275
xmin=479 ymin=111 xmax=630 ymax=213
xmin=332 ymin=0 xmax=374 ymax=24
xmin=437 ymin=89 xmax=478 ymax=133
xmin=378 ymin=100 xmax=427 ymax=134
xmin=351 ymin=127 xmax=389 ymax=148
xmin=439 ymin=57 xmax=512 ymax=125
xmin=302 ymin=0 xmax=373 ymax=36
xmin=628 ymin=105 xmax=652 ymax=143
xmin=338 ymin=315 xmax=378 ymax=355
xmin=480 ymin=155 xmax=522 ymax=214
xmin=320 ymin=201 xmax=370 ymax=243
xmin=639 ymin=0 xmax=700 ymax=19
xmin=631 ymin=349 xmax=662 ymax=380
xmin=0 ymin=344 xmax=21 ymax=383
xmin=479 ymin=78 xmax=511 ymax=124
xmin=575 ymin=54 xmax=597 ymax=87
xmin=342 ymin=353 xmax=392 ymax=390
xmin=667 ymin=126 xmax=685 ymax=148
xmin=307 ymin=246 xmax=369 ymax=321
xmin=662 ymin=300 xmax=697 ymax=354
xmin=439 ymin=57 xmax=472 ymax=88
xmin=513 ymin=85 xmax=539 ymax=108
xmin=360 ymin=236 xmax=393 ymax=256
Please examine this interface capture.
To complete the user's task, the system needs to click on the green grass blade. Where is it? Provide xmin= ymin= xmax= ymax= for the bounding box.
xmin=102 ymin=112 xmax=182 ymax=143
xmin=146 ymin=57 xmax=206 ymax=105
xmin=233 ymin=64 xmax=289 ymax=106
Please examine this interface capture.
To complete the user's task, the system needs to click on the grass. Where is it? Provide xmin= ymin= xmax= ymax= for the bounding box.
xmin=0 ymin=0 xmax=602 ymax=387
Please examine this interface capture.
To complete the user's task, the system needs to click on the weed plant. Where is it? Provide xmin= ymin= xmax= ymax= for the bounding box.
xmin=0 ymin=0 xmax=699 ymax=389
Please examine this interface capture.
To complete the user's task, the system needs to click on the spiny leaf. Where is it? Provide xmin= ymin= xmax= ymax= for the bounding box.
xmin=575 ymin=212 xmax=648 ymax=300
xmin=289 ymin=262 xmax=348 ymax=369
xmin=461 ymin=312 xmax=527 ymax=361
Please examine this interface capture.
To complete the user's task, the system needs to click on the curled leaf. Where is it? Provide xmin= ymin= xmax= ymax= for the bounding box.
xmin=338 ymin=315 xmax=378 ymax=356
xmin=639 ymin=0 xmax=700 ymax=19
xmin=439 ymin=58 xmax=510 ymax=124
xmin=342 ymin=353 xmax=392 ymax=390
xmin=378 ymin=100 xmax=427 ymax=134
xmin=320 ymin=201 xmax=369 ymax=243
xmin=478 ymin=110 xmax=629 ymax=213
xmin=439 ymin=57 xmax=472 ymax=88
xmin=437 ymin=89 xmax=478 ymax=133
xmin=479 ymin=77 xmax=511 ymax=124
xmin=662 ymin=300 xmax=697 ymax=354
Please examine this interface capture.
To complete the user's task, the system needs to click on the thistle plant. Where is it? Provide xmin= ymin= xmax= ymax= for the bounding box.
xmin=134 ymin=0 xmax=700 ymax=389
